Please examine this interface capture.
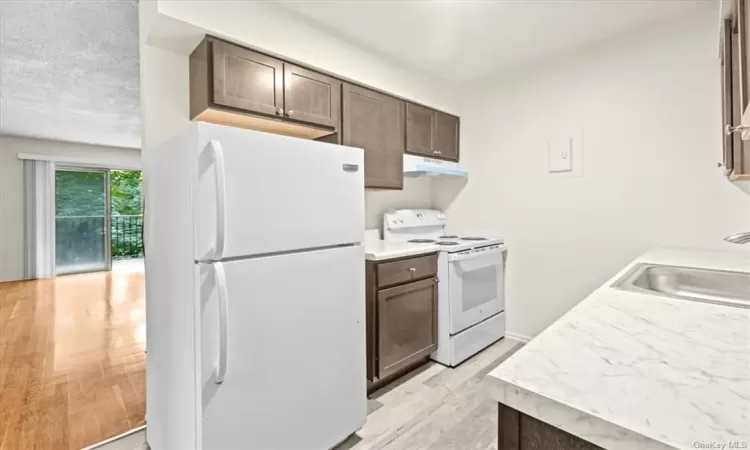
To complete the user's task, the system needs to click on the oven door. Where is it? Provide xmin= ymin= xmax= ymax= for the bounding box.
xmin=447 ymin=246 xmax=505 ymax=334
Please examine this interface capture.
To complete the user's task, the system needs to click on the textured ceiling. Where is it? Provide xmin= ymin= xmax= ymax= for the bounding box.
xmin=0 ymin=0 xmax=140 ymax=149
xmin=277 ymin=0 xmax=714 ymax=82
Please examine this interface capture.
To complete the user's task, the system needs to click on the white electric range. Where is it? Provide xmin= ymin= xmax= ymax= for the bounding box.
xmin=383 ymin=209 xmax=507 ymax=367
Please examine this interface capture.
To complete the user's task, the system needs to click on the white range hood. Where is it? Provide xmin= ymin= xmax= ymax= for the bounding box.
xmin=403 ymin=154 xmax=468 ymax=178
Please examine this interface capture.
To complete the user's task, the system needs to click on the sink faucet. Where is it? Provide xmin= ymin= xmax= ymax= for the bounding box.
xmin=723 ymin=231 xmax=750 ymax=244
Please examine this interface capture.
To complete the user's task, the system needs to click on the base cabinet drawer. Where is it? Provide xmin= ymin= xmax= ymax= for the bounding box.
xmin=376 ymin=254 xmax=437 ymax=288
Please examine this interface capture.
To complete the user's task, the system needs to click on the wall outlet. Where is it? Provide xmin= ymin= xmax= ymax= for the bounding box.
xmin=548 ymin=136 xmax=573 ymax=173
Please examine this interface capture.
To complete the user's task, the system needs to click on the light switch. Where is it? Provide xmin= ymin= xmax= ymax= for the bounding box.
xmin=547 ymin=136 xmax=573 ymax=173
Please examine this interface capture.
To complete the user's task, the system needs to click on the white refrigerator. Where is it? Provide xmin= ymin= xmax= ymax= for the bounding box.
xmin=144 ymin=123 xmax=366 ymax=450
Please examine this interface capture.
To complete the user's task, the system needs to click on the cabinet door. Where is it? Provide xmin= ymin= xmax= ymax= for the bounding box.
xmin=723 ymin=20 xmax=735 ymax=175
xmin=377 ymin=277 xmax=437 ymax=379
xmin=732 ymin=18 xmax=749 ymax=175
xmin=283 ymin=64 xmax=341 ymax=128
xmin=434 ymin=111 xmax=460 ymax=162
xmin=738 ymin=0 xmax=750 ymax=175
xmin=211 ymin=40 xmax=283 ymax=117
xmin=343 ymin=84 xmax=404 ymax=189
xmin=405 ymin=102 xmax=435 ymax=157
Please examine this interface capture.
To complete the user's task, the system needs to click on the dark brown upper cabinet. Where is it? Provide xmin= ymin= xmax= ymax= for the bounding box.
xmin=434 ymin=111 xmax=460 ymax=162
xmin=211 ymin=40 xmax=283 ymax=118
xmin=343 ymin=84 xmax=405 ymax=190
xmin=190 ymin=37 xmax=340 ymax=140
xmin=405 ymin=103 xmax=460 ymax=162
xmin=190 ymin=35 xmax=461 ymax=170
xmin=722 ymin=1 xmax=750 ymax=180
xmin=405 ymin=103 xmax=435 ymax=157
xmin=284 ymin=64 xmax=341 ymax=129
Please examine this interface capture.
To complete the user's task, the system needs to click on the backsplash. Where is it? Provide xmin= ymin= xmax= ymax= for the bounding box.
xmin=364 ymin=178 xmax=432 ymax=232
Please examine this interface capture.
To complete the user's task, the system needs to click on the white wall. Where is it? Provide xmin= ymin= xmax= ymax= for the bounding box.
xmin=365 ymin=179 xmax=433 ymax=231
xmin=435 ymin=10 xmax=750 ymax=339
xmin=149 ymin=0 xmax=458 ymax=115
xmin=0 ymin=135 xmax=141 ymax=282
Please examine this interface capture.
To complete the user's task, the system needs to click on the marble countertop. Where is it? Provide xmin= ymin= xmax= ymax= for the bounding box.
xmin=484 ymin=247 xmax=750 ymax=450
xmin=364 ymin=239 xmax=439 ymax=261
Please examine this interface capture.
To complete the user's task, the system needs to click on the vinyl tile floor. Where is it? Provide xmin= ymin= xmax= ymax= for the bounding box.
xmin=95 ymin=338 xmax=523 ymax=450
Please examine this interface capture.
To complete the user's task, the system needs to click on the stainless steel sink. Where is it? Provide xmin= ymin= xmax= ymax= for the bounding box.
xmin=612 ymin=263 xmax=750 ymax=309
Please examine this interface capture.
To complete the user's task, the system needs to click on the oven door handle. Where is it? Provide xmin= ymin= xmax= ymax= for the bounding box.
xmin=448 ymin=245 xmax=506 ymax=263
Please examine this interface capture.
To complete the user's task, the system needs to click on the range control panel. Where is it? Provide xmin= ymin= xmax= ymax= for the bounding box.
xmin=384 ymin=209 xmax=446 ymax=229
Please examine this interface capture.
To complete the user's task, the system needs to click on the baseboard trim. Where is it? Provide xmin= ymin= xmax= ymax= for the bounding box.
xmin=505 ymin=332 xmax=532 ymax=343
xmin=82 ymin=425 xmax=146 ymax=450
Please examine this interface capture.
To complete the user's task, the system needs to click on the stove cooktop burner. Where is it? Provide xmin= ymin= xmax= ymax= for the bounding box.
xmin=408 ymin=239 xmax=436 ymax=243
xmin=436 ymin=241 xmax=459 ymax=246
xmin=461 ymin=237 xmax=487 ymax=241
xmin=439 ymin=235 xmax=458 ymax=239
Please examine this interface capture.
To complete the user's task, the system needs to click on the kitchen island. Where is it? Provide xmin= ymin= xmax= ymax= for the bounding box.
xmin=484 ymin=248 xmax=750 ymax=450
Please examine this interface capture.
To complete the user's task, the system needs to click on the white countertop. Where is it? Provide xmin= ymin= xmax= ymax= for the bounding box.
xmin=364 ymin=239 xmax=439 ymax=261
xmin=484 ymin=248 xmax=750 ymax=450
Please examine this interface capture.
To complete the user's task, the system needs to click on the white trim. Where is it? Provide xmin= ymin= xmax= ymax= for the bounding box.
xmin=18 ymin=152 xmax=141 ymax=171
xmin=505 ymin=331 xmax=533 ymax=343
xmin=81 ymin=425 xmax=146 ymax=450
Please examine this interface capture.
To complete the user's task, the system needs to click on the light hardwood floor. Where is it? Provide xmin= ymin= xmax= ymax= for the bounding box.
xmin=0 ymin=266 xmax=146 ymax=450
xmin=96 ymin=337 xmax=522 ymax=450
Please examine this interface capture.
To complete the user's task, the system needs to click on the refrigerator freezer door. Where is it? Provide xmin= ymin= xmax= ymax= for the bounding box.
xmin=199 ymin=245 xmax=366 ymax=449
xmin=195 ymin=124 xmax=365 ymax=261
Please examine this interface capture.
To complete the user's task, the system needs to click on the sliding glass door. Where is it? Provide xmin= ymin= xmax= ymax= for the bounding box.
xmin=55 ymin=168 xmax=111 ymax=274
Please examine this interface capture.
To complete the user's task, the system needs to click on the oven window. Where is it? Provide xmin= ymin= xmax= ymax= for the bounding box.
xmin=461 ymin=266 xmax=498 ymax=312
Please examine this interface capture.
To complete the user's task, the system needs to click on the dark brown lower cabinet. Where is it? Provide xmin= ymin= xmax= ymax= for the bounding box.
xmin=377 ymin=277 xmax=438 ymax=379
xmin=497 ymin=403 xmax=602 ymax=450
xmin=366 ymin=254 xmax=438 ymax=393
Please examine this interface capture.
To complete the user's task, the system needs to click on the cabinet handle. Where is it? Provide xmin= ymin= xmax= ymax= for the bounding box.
xmin=287 ymin=110 xmax=294 ymax=117
xmin=725 ymin=124 xmax=749 ymax=135
xmin=276 ymin=108 xmax=284 ymax=116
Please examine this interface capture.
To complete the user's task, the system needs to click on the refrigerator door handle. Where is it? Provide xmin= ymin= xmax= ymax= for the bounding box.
xmin=213 ymin=261 xmax=229 ymax=384
xmin=207 ymin=140 xmax=227 ymax=261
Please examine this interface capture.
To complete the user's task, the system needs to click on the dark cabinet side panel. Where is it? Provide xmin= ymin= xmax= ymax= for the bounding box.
xmin=377 ymin=277 xmax=438 ymax=379
xmin=211 ymin=40 xmax=283 ymax=117
xmin=343 ymin=84 xmax=405 ymax=189
xmin=284 ymin=64 xmax=341 ymax=129
xmin=497 ymin=403 xmax=520 ymax=450
xmin=738 ymin=0 xmax=749 ymax=113
xmin=366 ymin=261 xmax=377 ymax=384
xmin=519 ymin=414 xmax=603 ymax=449
xmin=405 ymin=102 xmax=435 ymax=157
xmin=497 ymin=403 xmax=603 ymax=450
xmin=732 ymin=21 xmax=749 ymax=175
xmin=739 ymin=0 xmax=750 ymax=175
xmin=723 ymin=19 xmax=735 ymax=174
